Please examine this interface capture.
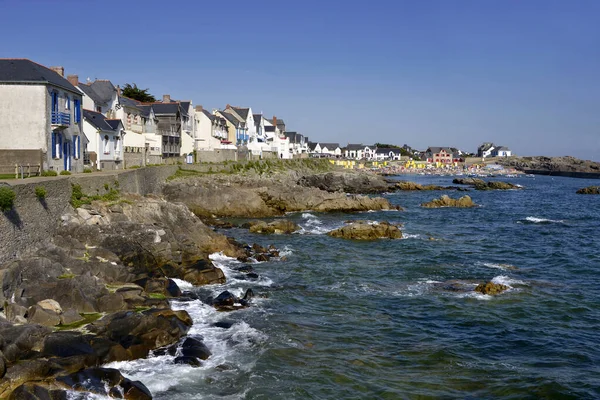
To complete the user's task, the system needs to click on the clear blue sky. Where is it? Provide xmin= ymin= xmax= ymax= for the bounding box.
xmin=2 ymin=0 xmax=599 ymax=160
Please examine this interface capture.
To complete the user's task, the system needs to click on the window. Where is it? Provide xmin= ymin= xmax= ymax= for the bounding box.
xmin=114 ymin=137 xmax=121 ymax=153
xmin=74 ymin=99 xmax=81 ymax=123
xmin=73 ymin=135 xmax=80 ymax=159
xmin=103 ymin=135 xmax=110 ymax=154
xmin=96 ymin=106 xmax=102 ymax=113
xmin=52 ymin=132 xmax=62 ymax=159
xmin=65 ymin=94 xmax=70 ymax=110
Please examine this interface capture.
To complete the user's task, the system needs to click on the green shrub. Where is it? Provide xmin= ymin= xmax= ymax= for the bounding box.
xmin=83 ymin=168 xmax=92 ymax=173
xmin=34 ymin=186 xmax=47 ymax=200
xmin=0 ymin=187 xmax=16 ymax=211
xmin=59 ymin=170 xmax=71 ymax=175
xmin=129 ymin=165 xmax=141 ymax=169
xmin=41 ymin=170 xmax=58 ymax=177
xmin=103 ymin=183 xmax=109 ymax=191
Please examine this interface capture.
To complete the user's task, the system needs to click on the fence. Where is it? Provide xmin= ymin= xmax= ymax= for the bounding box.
xmin=0 ymin=164 xmax=42 ymax=179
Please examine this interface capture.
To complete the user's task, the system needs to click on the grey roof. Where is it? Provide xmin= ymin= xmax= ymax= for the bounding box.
xmin=376 ymin=147 xmax=402 ymax=154
xmin=319 ymin=143 xmax=340 ymax=150
xmin=179 ymin=101 xmax=190 ymax=117
xmin=495 ymin=146 xmax=510 ymax=151
xmin=265 ymin=126 xmax=276 ymax=132
xmin=220 ymin=111 xmax=245 ymax=127
xmin=151 ymin=103 xmax=180 ymax=115
xmin=231 ymin=107 xmax=250 ymax=121
xmin=0 ymin=59 xmax=80 ymax=93
xmin=78 ymin=80 xmax=116 ymax=105
xmin=202 ymin=109 xmax=215 ymax=121
xmin=346 ymin=144 xmax=365 ymax=151
xmin=307 ymin=141 xmax=318 ymax=151
xmin=426 ymin=147 xmax=454 ymax=154
xmin=138 ymin=105 xmax=152 ymax=118
xmin=118 ymin=96 xmax=141 ymax=109
xmin=285 ymin=131 xmax=298 ymax=143
xmin=83 ymin=109 xmax=121 ymax=132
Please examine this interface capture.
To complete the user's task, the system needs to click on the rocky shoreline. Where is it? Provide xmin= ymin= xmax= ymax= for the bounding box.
xmin=0 ymin=165 xmax=524 ymax=398
xmin=497 ymin=156 xmax=600 ymax=179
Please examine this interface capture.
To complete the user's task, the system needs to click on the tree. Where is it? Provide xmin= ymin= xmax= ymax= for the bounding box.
xmin=121 ymin=83 xmax=156 ymax=102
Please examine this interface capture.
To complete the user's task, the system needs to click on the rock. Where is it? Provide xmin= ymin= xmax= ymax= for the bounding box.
xmin=4 ymin=303 xmax=28 ymax=324
xmin=41 ymin=332 xmax=95 ymax=358
xmin=248 ymin=219 xmax=300 ymax=234
xmin=59 ymin=309 xmax=84 ymax=326
xmin=56 ymin=367 xmax=152 ymax=400
xmin=213 ymin=291 xmax=236 ymax=309
xmin=453 ymin=178 xmax=521 ymax=190
xmin=240 ymin=288 xmax=254 ymax=307
xmin=37 ymin=299 xmax=62 ymax=314
xmin=453 ymin=178 xmax=485 ymax=186
xmin=576 ymin=186 xmax=600 ymax=194
xmin=174 ymin=355 xmax=202 ymax=367
xmin=8 ymin=383 xmax=69 ymax=400
xmin=421 ymin=195 xmax=477 ymax=208
xmin=255 ymin=254 xmax=270 ymax=262
xmin=474 ymin=282 xmax=509 ymax=295
xmin=394 ymin=181 xmax=450 ymax=191
xmin=235 ymin=265 xmax=254 ymax=274
xmin=27 ymin=305 xmax=61 ymax=327
xmin=327 ymin=221 xmax=402 ymax=240
xmin=181 ymin=337 xmax=211 ymax=360
xmin=297 ymin=172 xmax=391 ymax=193
xmin=0 ymin=324 xmax=52 ymax=363
xmin=252 ymin=243 xmax=268 ymax=253
xmin=212 ymin=321 xmax=234 ymax=329
xmin=0 ymin=350 xmax=5 ymax=379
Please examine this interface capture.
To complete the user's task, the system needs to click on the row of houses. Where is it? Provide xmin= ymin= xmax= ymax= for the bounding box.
xmin=0 ymin=59 xmax=318 ymax=173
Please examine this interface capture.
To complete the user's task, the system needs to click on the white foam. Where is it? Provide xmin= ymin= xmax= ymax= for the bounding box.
xmin=401 ymin=233 xmax=421 ymax=239
xmin=521 ymin=216 xmax=564 ymax=224
xmin=279 ymin=245 xmax=294 ymax=257
xmin=297 ymin=213 xmax=340 ymax=235
xmin=492 ymin=275 xmax=527 ymax=287
xmin=170 ymin=278 xmax=194 ymax=290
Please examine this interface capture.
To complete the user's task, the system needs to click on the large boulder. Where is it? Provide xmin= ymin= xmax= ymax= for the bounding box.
xmin=56 ymin=367 xmax=151 ymax=399
xmin=474 ymin=282 xmax=509 ymax=295
xmin=327 ymin=221 xmax=402 ymax=240
xmin=421 ymin=195 xmax=477 ymax=208
xmin=576 ymin=186 xmax=600 ymax=194
xmin=247 ymin=219 xmax=300 ymax=234
xmin=394 ymin=181 xmax=451 ymax=191
xmin=453 ymin=178 xmax=521 ymax=190
xmin=297 ymin=172 xmax=391 ymax=193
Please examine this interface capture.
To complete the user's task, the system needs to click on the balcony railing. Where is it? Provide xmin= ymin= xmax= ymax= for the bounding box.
xmin=51 ymin=111 xmax=70 ymax=126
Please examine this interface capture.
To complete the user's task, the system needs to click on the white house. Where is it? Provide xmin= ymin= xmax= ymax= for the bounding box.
xmin=82 ymin=109 xmax=124 ymax=170
xmin=77 ymin=79 xmax=119 ymax=117
xmin=194 ymin=106 xmax=231 ymax=151
xmin=263 ymin=116 xmax=291 ymax=159
xmin=224 ymin=105 xmax=263 ymax=155
xmin=314 ymin=143 xmax=341 ymax=157
xmin=492 ymin=146 xmax=512 ymax=157
xmin=0 ymin=60 xmax=85 ymax=173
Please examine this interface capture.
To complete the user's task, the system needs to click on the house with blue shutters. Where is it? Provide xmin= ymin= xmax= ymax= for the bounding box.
xmin=0 ymin=59 xmax=85 ymax=173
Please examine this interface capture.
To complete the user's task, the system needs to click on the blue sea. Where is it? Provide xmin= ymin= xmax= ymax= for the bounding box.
xmin=107 ymin=175 xmax=600 ymax=399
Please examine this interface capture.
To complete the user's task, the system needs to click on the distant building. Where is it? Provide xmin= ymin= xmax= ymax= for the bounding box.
xmin=477 ymin=142 xmax=512 ymax=158
xmin=424 ymin=147 xmax=460 ymax=164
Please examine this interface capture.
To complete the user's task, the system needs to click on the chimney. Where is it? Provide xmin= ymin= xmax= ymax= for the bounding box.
xmin=50 ymin=66 xmax=64 ymax=77
xmin=67 ymin=74 xmax=78 ymax=87
xmin=116 ymin=85 xmax=121 ymax=96
xmin=226 ymin=104 xmax=231 ymax=109
xmin=163 ymin=94 xmax=171 ymax=103
xmin=195 ymin=105 xmax=203 ymax=112
xmin=272 ymin=116 xmax=277 ymax=127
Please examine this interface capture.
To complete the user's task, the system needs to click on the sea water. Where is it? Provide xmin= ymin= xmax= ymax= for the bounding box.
xmin=107 ymin=175 xmax=600 ymax=399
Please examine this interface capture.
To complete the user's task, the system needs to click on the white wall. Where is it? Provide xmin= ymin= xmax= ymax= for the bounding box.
xmin=0 ymin=85 xmax=47 ymax=150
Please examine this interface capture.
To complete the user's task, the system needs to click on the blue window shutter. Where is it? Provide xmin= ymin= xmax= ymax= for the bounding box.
xmin=51 ymin=132 xmax=56 ymax=158
xmin=77 ymin=135 xmax=80 ymax=159
xmin=58 ymin=133 xmax=63 ymax=158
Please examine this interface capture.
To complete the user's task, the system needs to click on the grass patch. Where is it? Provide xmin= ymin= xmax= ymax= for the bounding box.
xmin=35 ymin=186 xmax=47 ymax=200
xmin=70 ymin=183 xmax=120 ymax=208
xmin=148 ymin=293 xmax=167 ymax=300
xmin=59 ymin=170 xmax=71 ymax=175
xmin=41 ymin=170 xmax=58 ymax=177
xmin=83 ymin=168 xmax=93 ymax=173
xmin=56 ymin=312 xmax=103 ymax=331
xmin=58 ymin=273 xmax=75 ymax=279
xmin=0 ymin=186 xmax=16 ymax=211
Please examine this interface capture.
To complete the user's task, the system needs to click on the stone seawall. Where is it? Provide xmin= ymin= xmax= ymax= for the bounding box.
xmin=0 ymin=165 xmax=193 ymax=264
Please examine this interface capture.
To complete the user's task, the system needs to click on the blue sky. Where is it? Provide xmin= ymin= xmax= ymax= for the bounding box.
xmin=2 ymin=0 xmax=599 ymax=160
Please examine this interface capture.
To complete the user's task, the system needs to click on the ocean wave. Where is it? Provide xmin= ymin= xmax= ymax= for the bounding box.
xmin=401 ymin=233 xmax=421 ymax=240
xmin=279 ymin=245 xmax=294 ymax=257
xmin=297 ymin=213 xmax=339 ymax=235
xmin=518 ymin=216 xmax=565 ymax=224
xmin=170 ymin=278 xmax=194 ymax=290
xmin=482 ymin=262 xmax=519 ymax=271
xmin=492 ymin=275 xmax=527 ymax=287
